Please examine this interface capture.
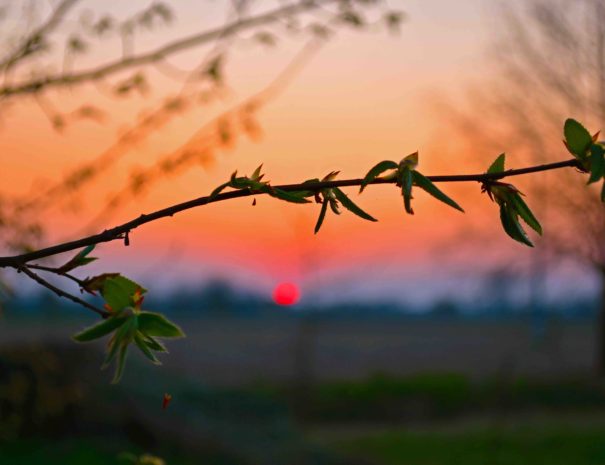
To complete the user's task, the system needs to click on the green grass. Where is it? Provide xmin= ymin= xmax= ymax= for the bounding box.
xmin=301 ymin=373 xmax=472 ymax=421
xmin=0 ymin=439 xmax=121 ymax=465
xmin=314 ymin=417 xmax=605 ymax=465
xmin=286 ymin=373 xmax=605 ymax=422
xmin=0 ymin=438 xmax=218 ymax=465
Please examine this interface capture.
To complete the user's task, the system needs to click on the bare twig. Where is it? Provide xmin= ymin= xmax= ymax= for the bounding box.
xmin=19 ymin=265 xmax=109 ymax=317
xmin=81 ymin=38 xmax=325 ymax=229
xmin=0 ymin=0 xmax=338 ymax=98
xmin=0 ymin=0 xmax=81 ymax=72
xmin=14 ymin=25 xmax=325 ymax=214
xmin=27 ymin=263 xmax=86 ymax=287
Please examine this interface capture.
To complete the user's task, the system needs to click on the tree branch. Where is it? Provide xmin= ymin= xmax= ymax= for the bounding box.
xmin=0 ymin=0 xmax=81 ymax=72
xmin=27 ymin=263 xmax=86 ymax=287
xmin=15 ymin=38 xmax=324 ymax=214
xmin=18 ymin=265 xmax=109 ymax=317
xmin=0 ymin=157 xmax=583 ymax=268
xmin=78 ymin=39 xmax=326 ymax=230
xmin=0 ymin=0 xmax=337 ymax=98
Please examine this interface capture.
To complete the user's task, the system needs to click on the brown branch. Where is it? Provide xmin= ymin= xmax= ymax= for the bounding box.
xmin=0 ymin=0 xmax=337 ymax=98
xmin=15 ymin=36 xmax=324 ymax=215
xmin=27 ymin=263 xmax=86 ymax=287
xmin=0 ymin=157 xmax=582 ymax=268
xmin=79 ymin=38 xmax=325 ymax=230
xmin=18 ymin=265 xmax=109 ymax=317
xmin=426 ymin=158 xmax=581 ymax=182
xmin=0 ymin=0 xmax=82 ymax=72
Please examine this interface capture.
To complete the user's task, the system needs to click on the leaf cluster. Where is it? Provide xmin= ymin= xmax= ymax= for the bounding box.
xmin=306 ymin=171 xmax=377 ymax=233
xmin=210 ymin=164 xmax=312 ymax=204
xmin=360 ymin=152 xmax=464 ymax=215
xmin=57 ymin=246 xmax=185 ymax=383
xmin=57 ymin=244 xmax=97 ymax=272
xmin=483 ymin=154 xmax=542 ymax=247
xmin=564 ymin=118 xmax=605 ymax=201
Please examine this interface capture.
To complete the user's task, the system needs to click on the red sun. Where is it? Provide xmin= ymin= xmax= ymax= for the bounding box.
xmin=273 ymin=282 xmax=300 ymax=306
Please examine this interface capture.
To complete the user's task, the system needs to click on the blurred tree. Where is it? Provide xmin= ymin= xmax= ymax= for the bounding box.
xmin=443 ymin=0 xmax=605 ymax=374
xmin=0 ymin=0 xmax=403 ymax=254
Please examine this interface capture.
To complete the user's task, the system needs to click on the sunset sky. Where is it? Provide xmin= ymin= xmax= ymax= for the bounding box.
xmin=1 ymin=0 xmax=595 ymax=306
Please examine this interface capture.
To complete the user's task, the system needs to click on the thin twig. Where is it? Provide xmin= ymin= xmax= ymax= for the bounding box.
xmin=0 ymin=0 xmax=81 ymax=72
xmin=80 ymin=38 xmax=325 ymax=231
xmin=16 ymin=37 xmax=325 ymax=214
xmin=27 ymin=263 xmax=86 ymax=287
xmin=0 ymin=0 xmax=337 ymax=98
xmin=19 ymin=265 xmax=109 ymax=317
xmin=0 ymin=157 xmax=583 ymax=268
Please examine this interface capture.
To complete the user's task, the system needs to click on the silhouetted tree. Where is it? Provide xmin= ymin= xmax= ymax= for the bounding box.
xmin=444 ymin=0 xmax=605 ymax=374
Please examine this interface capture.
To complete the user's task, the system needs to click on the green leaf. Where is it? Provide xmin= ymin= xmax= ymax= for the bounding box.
xmin=588 ymin=144 xmax=605 ymax=184
xmin=142 ymin=335 xmax=167 ymax=352
xmin=72 ymin=315 xmax=127 ymax=342
xmin=487 ymin=153 xmax=505 ymax=174
xmin=138 ymin=312 xmax=185 ymax=338
xmin=110 ymin=316 xmax=138 ymax=383
xmin=246 ymin=179 xmax=269 ymax=192
xmin=329 ymin=198 xmax=340 ymax=215
xmin=314 ymin=199 xmax=329 ymax=234
xmin=103 ymin=335 xmax=120 ymax=369
xmin=400 ymin=152 xmax=419 ymax=169
xmin=401 ymin=168 xmax=414 ymax=214
xmin=333 ymin=187 xmax=377 ymax=222
xmin=209 ymin=181 xmax=229 ymax=199
xmin=134 ymin=332 xmax=161 ymax=365
xmin=76 ymin=257 xmax=97 ymax=267
xmin=102 ymin=315 xmax=137 ymax=369
xmin=112 ymin=343 xmax=129 ymax=384
xmin=360 ymin=160 xmax=398 ymax=192
xmin=73 ymin=244 xmax=96 ymax=262
xmin=230 ymin=177 xmax=253 ymax=189
xmin=58 ymin=244 xmax=97 ymax=272
xmin=81 ymin=273 xmax=120 ymax=293
xmin=270 ymin=188 xmax=311 ymax=204
xmin=250 ymin=164 xmax=263 ymax=181
xmin=499 ymin=204 xmax=533 ymax=247
xmin=79 ymin=244 xmax=96 ymax=258
xmin=508 ymin=193 xmax=542 ymax=235
xmin=101 ymin=275 xmax=146 ymax=312
xmin=412 ymin=171 xmax=464 ymax=212
xmin=564 ymin=118 xmax=592 ymax=158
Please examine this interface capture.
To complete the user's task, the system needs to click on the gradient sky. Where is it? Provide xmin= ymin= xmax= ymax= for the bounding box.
xmin=2 ymin=0 xmax=594 ymax=305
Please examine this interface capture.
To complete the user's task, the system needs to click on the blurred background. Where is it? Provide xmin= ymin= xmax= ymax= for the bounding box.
xmin=1 ymin=0 xmax=605 ymax=463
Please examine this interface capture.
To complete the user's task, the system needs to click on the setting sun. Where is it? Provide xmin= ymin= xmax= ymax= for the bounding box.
xmin=273 ymin=282 xmax=300 ymax=306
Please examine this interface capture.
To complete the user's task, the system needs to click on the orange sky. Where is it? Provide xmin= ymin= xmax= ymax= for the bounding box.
xmin=1 ymin=0 xmax=547 ymax=303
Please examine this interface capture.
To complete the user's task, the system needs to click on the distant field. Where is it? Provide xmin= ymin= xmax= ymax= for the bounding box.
xmin=0 ymin=439 xmax=122 ymax=465
xmin=3 ymin=338 xmax=605 ymax=465
xmin=0 ymin=438 xmax=201 ymax=465
xmin=1 ymin=316 xmax=596 ymax=385
xmin=311 ymin=412 xmax=605 ymax=465
xmin=7 ymin=413 xmax=605 ymax=465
